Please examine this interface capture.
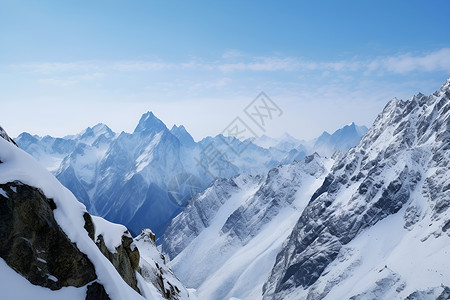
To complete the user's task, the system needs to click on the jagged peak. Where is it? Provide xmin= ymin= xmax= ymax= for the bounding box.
xmin=335 ymin=122 xmax=367 ymax=136
xmin=135 ymin=228 xmax=156 ymax=244
xmin=171 ymin=124 xmax=186 ymax=131
xmin=443 ymin=76 xmax=450 ymax=89
xmin=318 ymin=131 xmax=331 ymax=138
xmin=378 ymin=77 xmax=449 ymax=126
xmin=16 ymin=131 xmax=39 ymax=140
xmin=436 ymin=75 xmax=450 ymax=95
xmin=82 ymin=123 xmax=113 ymax=137
xmin=378 ymin=96 xmax=407 ymax=120
xmin=133 ymin=111 xmax=168 ymax=134
xmin=92 ymin=122 xmax=112 ymax=131
xmin=171 ymin=124 xmax=196 ymax=146
xmin=304 ymin=152 xmax=321 ymax=163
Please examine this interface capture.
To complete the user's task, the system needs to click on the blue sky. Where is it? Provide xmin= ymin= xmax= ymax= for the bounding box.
xmin=1 ymin=0 xmax=450 ymax=140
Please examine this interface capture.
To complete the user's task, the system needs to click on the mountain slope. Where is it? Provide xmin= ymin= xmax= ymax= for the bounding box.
xmin=162 ymin=154 xmax=332 ymax=300
xmin=312 ymin=122 xmax=368 ymax=156
xmin=15 ymin=113 xmax=293 ymax=236
xmin=262 ymin=78 xmax=450 ymax=299
xmin=0 ymin=126 xmax=192 ymax=300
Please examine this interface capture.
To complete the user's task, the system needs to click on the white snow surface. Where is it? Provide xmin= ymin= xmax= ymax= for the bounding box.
xmin=0 ymin=137 xmax=155 ymax=299
xmin=262 ymin=78 xmax=450 ymax=299
xmin=0 ymin=258 xmax=87 ymax=300
xmin=166 ymin=155 xmax=332 ymax=300
xmin=91 ymin=215 xmax=129 ymax=253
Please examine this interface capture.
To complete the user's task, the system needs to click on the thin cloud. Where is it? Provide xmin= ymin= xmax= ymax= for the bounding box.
xmin=38 ymin=72 xmax=104 ymax=86
xmin=11 ymin=62 xmax=95 ymax=74
xmin=111 ymin=61 xmax=173 ymax=71
xmin=218 ymin=57 xmax=301 ymax=72
xmin=379 ymin=48 xmax=450 ymax=73
xmin=8 ymin=48 xmax=450 ymax=76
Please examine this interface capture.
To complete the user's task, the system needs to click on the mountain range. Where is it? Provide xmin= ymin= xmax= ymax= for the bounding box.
xmin=1 ymin=77 xmax=449 ymax=300
xmin=15 ymin=114 xmax=366 ymax=236
xmin=161 ymin=78 xmax=450 ymax=299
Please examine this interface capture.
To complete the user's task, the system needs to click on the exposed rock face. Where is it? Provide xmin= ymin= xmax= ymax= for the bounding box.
xmin=0 ymin=181 xmax=97 ymax=290
xmin=0 ymin=179 xmax=142 ymax=297
xmin=86 ymin=282 xmax=111 ymax=300
xmin=404 ymin=286 xmax=450 ymax=300
xmin=221 ymin=153 xmax=326 ymax=244
xmin=0 ymin=125 xmax=195 ymax=300
xmin=0 ymin=179 xmax=144 ymax=299
xmin=0 ymin=126 xmax=18 ymax=147
xmin=83 ymin=212 xmax=141 ymax=294
xmin=95 ymin=234 xmax=140 ymax=293
xmin=262 ymin=78 xmax=450 ymax=299
xmin=161 ymin=176 xmax=249 ymax=259
xmin=161 ymin=154 xmax=330 ymax=300
xmin=135 ymin=229 xmax=191 ymax=300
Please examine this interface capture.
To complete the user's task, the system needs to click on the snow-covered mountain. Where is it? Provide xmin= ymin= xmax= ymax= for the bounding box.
xmin=253 ymin=133 xmax=305 ymax=152
xmin=6 ymin=75 xmax=448 ymax=300
xmin=254 ymin=124 xmax=367 ymax=161
xmin=262 ymin=78 xmax=450 ymax=299
xmin=16 ymin=108 xmax=366 ymax=237
xmin=161 ymin=154 xmax=332 ymax=300
xmin=0 ymin=126 xmax=194 ymax=300
xmin=311 ymin=122 xmax=368 ymax=157
xmin=15 ymin=113 xmax=290 ymax=236
xmin=160 ymin=78 xmax=450 ymax=300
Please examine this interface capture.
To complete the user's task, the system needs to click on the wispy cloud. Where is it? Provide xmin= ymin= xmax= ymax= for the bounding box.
xmin=8 ymin=48 xmax=450 ymax=77
xmin=12 ymin=62 xmax=95 ymax=74
xmin=37 ymin=72 xmax=104 ymax=86
xmin=111 ymin=61 xmax=173 ymax=71
xmin=215 ymin=48 xmax=450 ymax=74
xmin=188 ymin=77 xmax=232 ymax=92
xmin=373 ymin=48 xmax=450 ymax=73
xmin=217 ymin=56 xmax=301 ymax=72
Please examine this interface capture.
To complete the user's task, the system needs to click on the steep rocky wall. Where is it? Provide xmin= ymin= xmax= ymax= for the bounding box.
xmin=0 ymin=181 xmax=98 ymax=290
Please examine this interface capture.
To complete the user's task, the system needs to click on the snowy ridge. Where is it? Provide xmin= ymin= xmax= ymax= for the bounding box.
xmin=0 ymin=132 xmax=144 ymax=300
xmin=253 ymin=124 xmax=367 ymax=158
xmin=162 ymin=154 xmax=332 ymax=300
xmin=0 ymin=130 xmax=192 ymax=300
xmin=311 ymin=122 xmax=368 ymax=157
xmin=262 ymin=77 xmax=450 ymax=299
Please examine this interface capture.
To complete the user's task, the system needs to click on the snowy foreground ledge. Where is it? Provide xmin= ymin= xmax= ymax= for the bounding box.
xmin=0 ymin=132 xmax=193 ymax=300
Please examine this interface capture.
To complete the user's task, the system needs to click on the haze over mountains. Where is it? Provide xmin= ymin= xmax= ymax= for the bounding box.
xmin=15 ymin=115 xmax=367 ymax=236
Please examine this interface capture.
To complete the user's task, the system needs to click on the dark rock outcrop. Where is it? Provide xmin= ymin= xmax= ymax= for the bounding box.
xmin=83 ymin=212 xmax=141 ymax=294
xmin=86 ymin=282 xmax=111 ymax=300
xmin=136 ymin=229 xmax=189 ymax=300
xmin=0 ymin=125 xmax=145 ymax=299
xmin=0 ymin=126 xmax=18 ymax=147
xmin=0 ymin=181 xmax=97 ymax=290
xmin=0 ymin=180 xmax=142 ymax=298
